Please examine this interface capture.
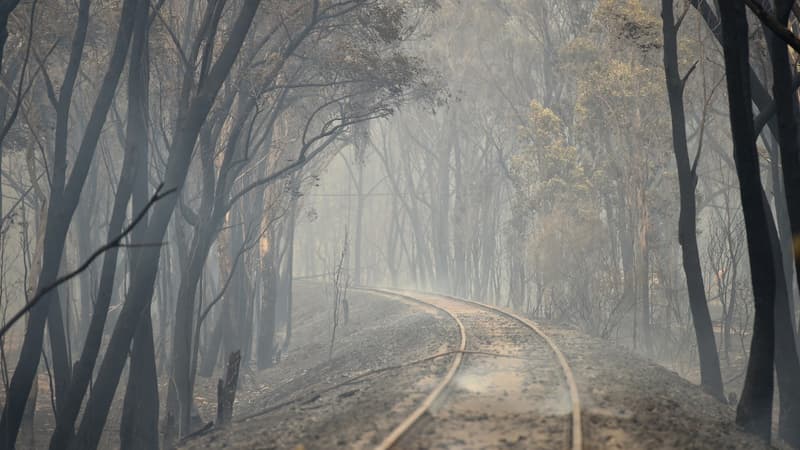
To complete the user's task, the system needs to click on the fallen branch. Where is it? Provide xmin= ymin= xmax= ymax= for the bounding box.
xmin=235 ymin=349 xmax=523 ymax=423
xmin=177 ymin=420 xmax=214 ymax=445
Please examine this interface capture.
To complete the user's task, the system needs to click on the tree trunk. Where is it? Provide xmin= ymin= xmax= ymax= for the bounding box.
xmin=718 ymin=0 xmax=776 ymax=440
xmin=2 ymin=0 xmax=132 ymax=443
xmin=661 ymin=0 xmax=725 ymax=400
xmin=120 ymin=3 xmax=159 ymax=446
xmin=167 ymin=223 xmax=218 ymax=439
xmin=70 ymin=5 xmax=261 ymax=448
xmin=257 ymin=234 xmax=278 ymax=369
xmin=353 ymin=153 xmax=364 ymax=286
xmin=763 ymin=1 xmax=800 ymax=444
xmin=764 ymin=191 xmax=800 ymax=449
xmin=216 ymin=351 xmax=241 ymax=427
xmin=282 ymin=188 xmax=298 ymax=353
xmin=200 ymin=307 xmax=225 ymax=377
xmin=120 ymin=311 xmax=159 ymax=450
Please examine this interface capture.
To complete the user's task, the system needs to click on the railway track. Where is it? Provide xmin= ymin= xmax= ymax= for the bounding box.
xmin=361 ymin=287 xmax=583 ymax=450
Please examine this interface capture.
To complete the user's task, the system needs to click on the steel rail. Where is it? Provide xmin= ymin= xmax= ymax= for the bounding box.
xmin=436 ymin=291 xmax=583 ymax=450
xmin=362 ymin=287 xmax=582 ymax=450
xmin=359 ymin=288 xmax=467 ymax=450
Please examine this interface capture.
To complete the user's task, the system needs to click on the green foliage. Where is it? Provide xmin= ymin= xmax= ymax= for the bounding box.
xmin=512 ymin=100 xmax=593 ymax=214
xmin=510 ymin=0 xmax=677 ymax=334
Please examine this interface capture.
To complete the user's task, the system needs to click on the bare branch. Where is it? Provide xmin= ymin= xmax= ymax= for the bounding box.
xmin=745 ymin=0 xmax=800 ymax=53
xmin=680 ymin=60 xmax=698 ymax=92
xmin=0 ymin=184 xmax=175 ymax=339
xmin=0 ymin=0 xmax=37 ymax=148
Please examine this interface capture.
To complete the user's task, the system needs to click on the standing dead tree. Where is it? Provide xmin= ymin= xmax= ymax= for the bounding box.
xmin=660 ymin=0 xmax=724 ymax=401
xmin=328 ymin=231 xmax=350 ymax=360
xmin=717 ymin=0 xmax=778 ymax=441
xmin=0 ymin=0 xmax=138 ymax=444
xmin=68 ymin=3 xmax=263 ymax=449
xmin=216 ymin=350 xmax=241 ymax=427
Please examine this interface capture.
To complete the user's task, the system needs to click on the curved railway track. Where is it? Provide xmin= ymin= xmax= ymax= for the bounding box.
xmin=361 ymin=287 xmax=583 ymax=450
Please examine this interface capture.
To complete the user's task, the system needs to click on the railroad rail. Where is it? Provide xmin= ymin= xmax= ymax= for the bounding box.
xmin=361 ymin=287 xmax=583 ymax=450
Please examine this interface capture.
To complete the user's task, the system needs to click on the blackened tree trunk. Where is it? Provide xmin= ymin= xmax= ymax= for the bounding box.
xmin=231 ymin=206 xmax=253 ymax=364
xmin=120 ymin=2 xmax=160 ymax=447
xmin=282 ymin=178 xmax=299 ymax=353
xmin=47 ymin=291 xmax=71 ymax=414
xmin=1 ymin=0 xmax=134 ymax=444
xmin=766 ymin=137 xmax=795 ymax=324
xmin=763 ymin=1 xmax=800 ymax=444
xmin=199 ymin=212 xmax=238 ymax=377
xmin=0 ymin=0 xmax=21 ymax=232
xmin=167 ymin=221 xmax=220 ymax=438
xmin=763 ymin=190 xmax=800 ymax=448
xmin=120 ymin=316 xmax=159 ymax=450
xmin=167 ymin=89 xmax=268 ymax=439
xmin=73 ymin=184 xmax=98 ymax=345
xmin=688 ymin=0 xmax=781 ymax=141
xmin=660 ymin=0 xmax=724 ymax=401
xmin=48 ymin=1 xmax=143 ymax=444
xmin=199 ymin=306 xmax=225 ymax=377
xmin=69 ymin=4 xmax=261 ymax=449
xmin=718 ymin=0 xmax=777 ymax=440
xmin=257 ymin=228 xmax=279 ymax=369
xmin=0 ymin=1 xmax=20 ymax=78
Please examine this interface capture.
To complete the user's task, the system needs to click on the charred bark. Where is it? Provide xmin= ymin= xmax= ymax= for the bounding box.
xmin=762 ymin=1 xmax=800 ymax=444
xmin=70 ymin=4 xmax=261 ymax=448
xmin=1 ymin=0 xmax=134 ymax=444
xmin=718 ymin=0 xmax=777 ymax=440
xmin=661 ymin=0 xmax=725 ymax=401
xmin=120 ymin=2 xmax=159 ymax=447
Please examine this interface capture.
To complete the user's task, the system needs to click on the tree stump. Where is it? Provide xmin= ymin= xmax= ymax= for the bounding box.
xmin=216 ymin=350 xmax=241 ymax=427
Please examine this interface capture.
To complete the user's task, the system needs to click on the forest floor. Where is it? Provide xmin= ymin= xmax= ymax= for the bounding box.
xmin=183 ymin=283 xmax=460 ymax=449
xmin=1 ymin=282 xmax=778 ymax=449
xmin=181 ymin=283 xmax=774 ymax=450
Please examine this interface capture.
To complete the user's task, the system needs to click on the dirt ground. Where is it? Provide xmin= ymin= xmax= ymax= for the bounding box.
xmin=184 ymin=285 xmax=776 ymax=450
xmin=181 ymin=284 xmax=461 ymax=449
xmin=537 ymin=323 xmax=774 ymax=450
xmin=388 ymin=293 xmax=571 ymax=450
xmin=3 ymin=283 xmax=780 ymax=449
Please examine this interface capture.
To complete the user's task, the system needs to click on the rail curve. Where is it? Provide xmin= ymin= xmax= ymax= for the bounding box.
xmin=361 ymin=287 xmax=582 ymax=450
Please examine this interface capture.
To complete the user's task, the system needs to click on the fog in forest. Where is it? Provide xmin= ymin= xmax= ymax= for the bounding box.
xmin=0 ymin=0 xmax=797 ymax=449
